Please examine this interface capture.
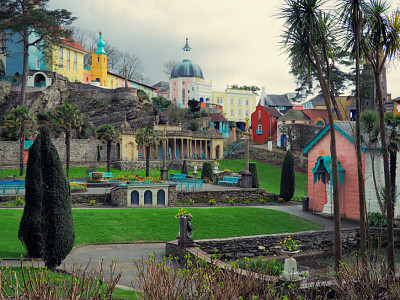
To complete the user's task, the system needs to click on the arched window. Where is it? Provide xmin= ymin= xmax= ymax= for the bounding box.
xmin=157 ymin=190 xmax=165 ymax=205
xmin=258 ymin=110 xmax=261 ymax=120
xmin=36 ymin=58 xmax=40 ymax=70
xmin=144 ymin=190 xmax=152 ymax=205
xmin=131 ymin=191 xmax=139 ymax=205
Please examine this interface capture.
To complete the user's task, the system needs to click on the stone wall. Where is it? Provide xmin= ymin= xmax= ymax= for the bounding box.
xmin=114 ymin=159 xmax=214 ymax=171
xmin=195 ymin=229 xmax=360 ymax=259
xmin=170 ymin=189 xmax=277 ymax=205
xmin=0 ymin=139 xmax=116 ymax=166
xmin=0 ymin=193 xmax=111 ymax=204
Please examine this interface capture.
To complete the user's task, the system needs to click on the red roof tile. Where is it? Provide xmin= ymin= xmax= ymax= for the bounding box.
xmin=62 ymin=38 xmax=87 ymax=53
xmin=210 ymin=113 xmax=228 ymax=123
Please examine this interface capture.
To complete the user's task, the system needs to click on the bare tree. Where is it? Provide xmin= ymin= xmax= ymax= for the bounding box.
xmin=163 ymin=60 xmax=179 ymax=77
xmin=117 ymin=51 xmax=144 ymax=81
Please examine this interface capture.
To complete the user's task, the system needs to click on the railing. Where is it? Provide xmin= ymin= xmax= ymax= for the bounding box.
xmin=223 ymin=141 xmax=244 ymax=159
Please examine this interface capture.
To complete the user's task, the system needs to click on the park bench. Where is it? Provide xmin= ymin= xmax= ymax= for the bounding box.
xmin=170 ymin=174 xmax=187 ymax=181
xmin=0 ymin=182 xmax=25 ymax=194
xmin=176 ymin=179 xmax=203 ymax=191
xmin=218 ymin=176 xmax=240 ymax=186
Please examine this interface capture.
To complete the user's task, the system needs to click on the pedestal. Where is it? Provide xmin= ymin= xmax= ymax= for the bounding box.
xmin=161 ymin=169 xmax=168 ymax=180
xmin=178 ymin=216 xmax=195 ymax=247
xmin=267 ymin=140 xmax=272 ymax=151
xmin=282 ymin=257 xmax=300 ymax=281
xmin=193 ymin=171 xmax=198 ymax=179
xmin=240 ymin=171 xmax=252 ymax=188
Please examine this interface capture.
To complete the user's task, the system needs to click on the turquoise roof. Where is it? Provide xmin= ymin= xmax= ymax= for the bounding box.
xmin=303 ymin=123 xmax=368 ymax=154
xmin=95 ymin=33 xmax=107 ymax=55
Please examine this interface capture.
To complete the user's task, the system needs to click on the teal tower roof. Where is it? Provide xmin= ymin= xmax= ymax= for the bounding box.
xmin=95 ymin=32 xmax=107 ymax=55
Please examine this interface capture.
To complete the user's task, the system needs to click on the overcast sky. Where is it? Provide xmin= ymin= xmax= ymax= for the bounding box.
xmin=49 ymin=0 xmax=400 ymax=99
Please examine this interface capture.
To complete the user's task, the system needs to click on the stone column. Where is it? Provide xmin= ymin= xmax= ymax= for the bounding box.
xmin=173 ymin=138 xmax=177 ymax=159
xmin=240 ymin=135 xmax=252 ymax=188
xmin=205 ymin=140 xmax=208 ymax=159
xmin=161 ymin=138 xmax=168 ymax=180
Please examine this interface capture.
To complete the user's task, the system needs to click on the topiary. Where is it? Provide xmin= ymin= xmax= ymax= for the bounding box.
xmin=249 ymin=162 xmax=260 ymax=188
xmin=201 ymin=162 xmax=213 ymax=182
xmin=279 ymin=150 xmax=295 ymax=202
xmin=181 ymin=160 xmax=188 ymax=175
xmin=18 ymin=134 xmax=44 ymax=258
xmin=40 ymin=127 xmax=75 ymax=270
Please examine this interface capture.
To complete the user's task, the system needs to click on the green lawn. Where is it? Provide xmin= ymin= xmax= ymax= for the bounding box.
xmin=0 ymin=208 xmax=321 ymax=259
xmin=218 ymin=159 xmax=307 ymax=196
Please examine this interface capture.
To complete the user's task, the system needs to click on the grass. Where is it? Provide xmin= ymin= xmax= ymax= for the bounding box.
xmin=218 ymin=159 xmax=307 ymax=196
xmin=0 ymin=208 xmax=321 ymax=259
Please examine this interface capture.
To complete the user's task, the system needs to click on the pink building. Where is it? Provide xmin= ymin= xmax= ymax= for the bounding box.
xmin=304 ymin=121 xmax=400 ymax=220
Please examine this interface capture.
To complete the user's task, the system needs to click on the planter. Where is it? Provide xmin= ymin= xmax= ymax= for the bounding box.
xmin=281 ymin=249 xmax=301 ymax=281
xmin=281 ymin=249 xmax=301 ymax=257
xmin=92 ymin=172 xmax=104 ymax=180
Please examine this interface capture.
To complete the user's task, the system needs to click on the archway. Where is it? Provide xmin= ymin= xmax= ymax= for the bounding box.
xmin=34 ymin=73 xmax=46 ymax=87
xmin=157 ymin=190 xmax=165 ymax=205
xmin=131 ymin=191 xmax=139 ymax=205
xmin=216 ymin=145 xmax=221 ymax=159
xmin=144 ymin=190 xmax=152 ymax=205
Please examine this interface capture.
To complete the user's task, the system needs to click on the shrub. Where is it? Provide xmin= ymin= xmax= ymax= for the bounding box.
xmin=18 ymin=134 xmax=44 ymax=258
xmin=40 ymin=127 xmax=75 ymax=270
xmin=249 ymin=162 xmax=260 ymax=188
xmin=236 ymin=257 xmax=283 ymax=276
xmin=201 ymin=162 xmax=213 ymax=181
xmin=189 ymin=121 xmax=199 ymax=131
xmin=181 ymin=160 xmax=188 ymax=175
xmin=279 ymin=150 xmax=295 ymax=202
xmin=201 ymin=109 xmax=209 ymax=117
xmin=367 ymin=212 xmax=387 ymax=227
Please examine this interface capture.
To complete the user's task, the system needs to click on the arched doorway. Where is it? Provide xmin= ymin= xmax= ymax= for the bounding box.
xmin=216 ymin=145 xmax=221 ymax=159
xmin=34 ymin=73 xmax=46 ymax=87
xmin=144 ymin=190 xmax=152 ymax=205
xmin=280 ymin=134 xmax=287 ymax=148
xmin=157 ymin=190 xmax=165 ymax=205
xmin=131 ymin=191 xmax=139 ymax=205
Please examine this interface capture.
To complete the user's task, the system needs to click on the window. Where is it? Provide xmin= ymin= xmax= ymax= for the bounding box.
xmin=182 ymin=81 xmax=185 ymax=85
xmin=246 ymin=100 xmax=249 ymax=106
xmin=256 ymin=123 xmax=263 ymax=134
xmin=258 ymin=111 xmax=261 ymax=120
xmin=192 ymin=87 xmax=194 ymax=91
xmin=182 ymin=88 xmax=185 ymax=104
xmin=59 ymin=47 xmax=63 ymax=67
xmin=238 ymin=110 xmax=241 ymax=116
xmin=246 ymin=110 xmax=249 ymax=116
xmin=238 ymin=99 xmax=241 ymax=105
xmin=73 ymin=52 xmax=77 ymax=73
xmin=66 ymin=50 xmax=70 ymax=71
xmin=282 ymin=121 xmax=286 ymax=125
xmin=231 ymin=109 xmax=234 ymax=116
xmin=292 ymin=120 xmax=295 ymax=124
xmin=36 ymin=57 xmax=40 ymax=70
xmin=231 ymin=98 xmax=234 ymax=105
xmin=188 ymin=90 xmax=190 ymax=93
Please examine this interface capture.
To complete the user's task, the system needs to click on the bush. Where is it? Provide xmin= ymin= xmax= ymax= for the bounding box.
xmin=189 ymin=121 xmax=199 ymax=132
xmin=86 ymin=164 xmax=98 ymax=175
xmin=201 ymin=109 xmax=209 ymax=117
xmin=201 ymin=162 xmax=213 ymax=181
xmin=181 ymin=160 xmax=188 ymax=175
xmin=249 ymin=162 xmax=259 ymax=188
xmin=279 ymin=150 xmax=295 ymax=202
xmin=236 ymin=257 xmax=283 ymax=276
xmin=367 ymin=212 xmax=387 ymax=227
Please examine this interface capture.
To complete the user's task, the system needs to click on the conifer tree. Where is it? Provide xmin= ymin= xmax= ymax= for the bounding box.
xmin=249 ymin=162 xmax=260 ymax=188
xmin=40 ymin=127 xmax=75 ymax=270
xmin=181 ymin=160 xmax=188 ymax=175
xmin=18 ymin=135 xmax=43 ymax=258
xmin=280 ymin=150 xmax=295 ymax=202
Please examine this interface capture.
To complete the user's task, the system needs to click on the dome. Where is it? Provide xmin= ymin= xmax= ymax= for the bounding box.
xmin=170 ymin=59 xmax=204 ymax=79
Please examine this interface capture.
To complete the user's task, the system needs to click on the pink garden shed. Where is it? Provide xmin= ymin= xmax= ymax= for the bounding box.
xmin=303 ymin=122 xmax=366 ymax=220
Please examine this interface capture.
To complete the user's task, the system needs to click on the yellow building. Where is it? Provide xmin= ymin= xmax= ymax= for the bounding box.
xmin=49 ymin=39 xmax=87 ymax=83
xmin=212 ymin=88 xmax=257 ymax=124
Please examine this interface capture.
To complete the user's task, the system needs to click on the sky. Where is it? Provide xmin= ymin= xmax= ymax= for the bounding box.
xmin=49 ymin=0 xmax=400 ymax=99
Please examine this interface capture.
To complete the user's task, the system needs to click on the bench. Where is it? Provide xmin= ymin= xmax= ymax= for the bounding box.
xmin=0 ymin=182 xmax=25 ymax=194
xmin=218 ymin=176 xmax=240 ymax=186
xmin=170 ymin=174 xmax=187 ymax=181
xmin=176 ymin=179 xmax=203 ymax=191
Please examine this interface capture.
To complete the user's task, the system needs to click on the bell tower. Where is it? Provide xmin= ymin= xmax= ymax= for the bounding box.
xmin=91 ymin=32 xmax=108 ymax=87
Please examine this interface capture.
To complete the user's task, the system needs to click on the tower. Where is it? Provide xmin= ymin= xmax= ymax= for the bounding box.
xmin=182 ymin=37 xmax=192 ymax=61
xmin=91 ymin=32 xmax=108 ymax=87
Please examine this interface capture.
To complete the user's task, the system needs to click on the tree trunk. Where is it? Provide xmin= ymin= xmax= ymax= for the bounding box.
xmin=375 ymin=70 xmax=395 ymax=275
xmin=65 ymin=129 xmax=71 ymax=178
xmin=20 ymin=29 xmax=29 ymax=106
xmin=330 ymin=92 xmax=343 ymax=121
xmin=308 ymin=34 xmax=342 ymax=271
xmin=107 ymin=141 xmax=111 ymax=172
xmin=390 ymin=150 xmax=396 ymax=210
xmin=19 ymin=125 xmax=25 ymax=177
xmin=145 ymin=146 xmax=150 ymax=177
xmin=354 ymin=6 xmax=367 ymax=266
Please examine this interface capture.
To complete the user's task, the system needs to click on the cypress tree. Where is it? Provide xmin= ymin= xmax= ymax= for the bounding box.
xmin=280 ymin=150 xmax=295 ymax=202
xmin=18 ymin=135 xmax=43 ymax=258
xmin=181 ymin=160 xmax=188 ymax=175
xmin=249 ymin=162 xmax=260 ymax=188
xmin=201 ymin=162 xmax=213 ymax=181
xmin=40 ymin=127 xmax=75 ymax=270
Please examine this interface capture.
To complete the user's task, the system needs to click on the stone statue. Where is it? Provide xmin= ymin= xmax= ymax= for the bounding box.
xmin=178 ymin=214 xmax=195 ymax=247
xmin=245 ymin=117 xmax=249 ymax=133
xmin=163 ymin=126 xmax=167 ymax=138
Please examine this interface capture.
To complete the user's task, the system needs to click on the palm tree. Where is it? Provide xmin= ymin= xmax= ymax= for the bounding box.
xmin=339 ymin=0 xmax=368 ymax=265
xmin=3 ymin=106 xmax=35 ymax=176
xmin=95 ymin=124 xmax=121 ymax=172
xmin=280 ymin=0 xmax=342 ymax=270
xmin=135 ymin=128 xmax=160 ymax=177
xmin=362 ymin=1 xmax=400 ymax=274
xmin=53 ymin=103 xmax=83 ymax=178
